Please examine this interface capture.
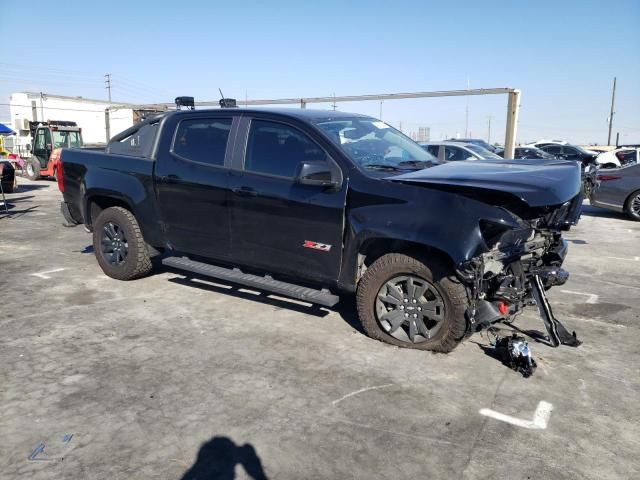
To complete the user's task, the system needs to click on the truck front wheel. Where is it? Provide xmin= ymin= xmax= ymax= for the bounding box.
xmin=92 ymin=206 xmax=152 ymax=280
xmin=25 ymin=158 xmax=41 ymax=180
xmin=356 ymin=253 xmax=468 ymax=352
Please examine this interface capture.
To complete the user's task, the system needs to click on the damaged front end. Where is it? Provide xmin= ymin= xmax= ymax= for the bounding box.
xmin=458 ymin=194 xmax=583 ymax=347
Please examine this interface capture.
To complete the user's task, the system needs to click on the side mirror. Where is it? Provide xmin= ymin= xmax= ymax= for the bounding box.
xmin=295 ymin=161 xmax=341 ymax=189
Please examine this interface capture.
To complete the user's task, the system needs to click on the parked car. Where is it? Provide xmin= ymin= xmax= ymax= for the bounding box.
xmin=420 ymin=141 xmax=502 ymax=162
xmin=495 ymin=146 xmax=557 ymax=160
xmin=59 ymin=108 xmax=583 ymax=352
xmin=589 ymin=163 xmax=640 ymax=221
xmin=0 ymin=160 xmax=16 ymax=193
xmin=595 ymin=147 xmax=639 ymax=169
xmin=537 ymin=144 xmax=597 ymax=165
xmin=524 ymin=139 xmax=568 ymax=148
xmin=526 ymin=140 xmax=599 ymax=156
xmin=447 ymin=138 xmax=498 ymax=153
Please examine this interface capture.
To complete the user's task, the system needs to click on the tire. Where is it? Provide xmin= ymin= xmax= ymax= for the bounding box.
xmin=25 ymin=158 xmax=41 ymax=180
xmin=92 ymin=206 xmax=152 ymax=280
xmin=624 ymin=190 xmax=640 ymax=221
xmin=3 ymin=179 xmax=15 ymax=193
xmin=356 ymin=253 xmax=468 ymax=352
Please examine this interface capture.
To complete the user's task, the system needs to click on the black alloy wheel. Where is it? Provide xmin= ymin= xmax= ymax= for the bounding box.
xmin=101 ymin=221 xmax=129 ymax=266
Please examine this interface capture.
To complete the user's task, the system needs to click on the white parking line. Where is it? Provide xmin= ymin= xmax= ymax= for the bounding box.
xmin=604 ymin=256 xmax=640 ymax=262
xmin=31 ymin=268 xmax=66 ymax=279
xmin=561 ymin=290 xmax=599 ymax=304
xmin=479 ymin=401 xmax=553 ymax=430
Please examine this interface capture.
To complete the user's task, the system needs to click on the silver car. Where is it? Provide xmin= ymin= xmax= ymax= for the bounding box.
xmin=420 ymin=141 xmax=502 ymax=162
xmin=589 ymin=162 xmax=640 ymax=221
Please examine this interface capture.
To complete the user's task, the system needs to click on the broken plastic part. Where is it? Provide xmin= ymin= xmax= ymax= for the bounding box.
xmin=531 ymin=275 xmax=581 ymax=347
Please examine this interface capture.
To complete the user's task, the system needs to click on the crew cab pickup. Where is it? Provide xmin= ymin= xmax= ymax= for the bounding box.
xmin=59 ymin=108 xmax=583 ymax=352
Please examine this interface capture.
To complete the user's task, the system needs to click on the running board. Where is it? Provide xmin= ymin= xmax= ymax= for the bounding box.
xmin=161 ymin=256 xmax=340 ymax=307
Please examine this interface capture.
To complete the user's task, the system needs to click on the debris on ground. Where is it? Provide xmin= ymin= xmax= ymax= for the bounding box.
xmin=492 ymin=334 xmax=537 ymax=378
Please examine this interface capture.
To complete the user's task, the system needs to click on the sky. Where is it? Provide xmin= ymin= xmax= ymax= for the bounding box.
xmin=1 ymin=0 xmax=638 ymax=145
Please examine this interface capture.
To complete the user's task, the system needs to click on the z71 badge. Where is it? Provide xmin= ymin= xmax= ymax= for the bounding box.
xmin=303 ymin=240 xmax=332 ymax=252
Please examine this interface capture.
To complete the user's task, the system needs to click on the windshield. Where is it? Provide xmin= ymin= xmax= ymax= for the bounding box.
xmin=465 ymin=144 xmax=502 ymax=159
xmin=315 ymin=118 xmax=438 ymax=172
xmin=53 ymin=130 xmax=82 ymax=148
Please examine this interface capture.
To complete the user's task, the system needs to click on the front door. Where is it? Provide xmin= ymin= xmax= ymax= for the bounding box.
xmin=155 ymin=115 xmax=237 ymax=260
xmin=33 ymin=128 xmax=51 ymax=168
xmin=229 ymin=118 xmax=347 ymax=284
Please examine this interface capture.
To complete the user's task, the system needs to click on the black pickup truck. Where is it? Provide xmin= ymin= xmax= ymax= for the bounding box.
xmin=59 ymin=108 xmax=582 ymax=352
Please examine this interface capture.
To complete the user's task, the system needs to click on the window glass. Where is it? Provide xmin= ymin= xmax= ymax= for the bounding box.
xmin=53 ymin=131 xmax=81 ymax=148
xmin=426 ymin=145 xmax=439 ymax=157
xmin=110 ymin=122 xmax=160 ymax=158
xmin=444 ymin=145 xmax=468 ymax=161
xmin=465 ymin=144 xmax=501 ymax=159
xmin=245 ymin=120 xmax=326 ymax=178
xmin=563 ymin=146 xmax=578 ymax=155
xmin=35 ymin=131 xmax=46 ymax=150
xmin=173 ymin=118 xmax=232 ymax=166
xmin=316 ymin=118 xmax=437 ymax=173
xmin=543 ymin=145 xmax=562 ymax=154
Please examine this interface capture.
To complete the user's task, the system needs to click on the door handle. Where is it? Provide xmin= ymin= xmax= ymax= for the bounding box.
xmin=232 ymin=186 xmax=258 ymax=197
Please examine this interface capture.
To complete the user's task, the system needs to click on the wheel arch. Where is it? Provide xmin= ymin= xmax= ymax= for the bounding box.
xmin=85 ymin=194 xmax=137 ymax=230
xmin=353 ymin=236 xmax=457 ymax=286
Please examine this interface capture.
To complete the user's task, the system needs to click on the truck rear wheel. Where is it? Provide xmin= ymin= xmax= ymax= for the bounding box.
xmin=25 ymin=158 xmax=41 ymax=180
xmin=92 ymin=206 xmax=152 ymax=280
xmin=356 ymin=253 xmax=468 ymax=352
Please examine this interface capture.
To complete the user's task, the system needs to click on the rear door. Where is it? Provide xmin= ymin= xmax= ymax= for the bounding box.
xmin=228 ymin=116 xmax=348 ymax=284
xmin=155 ymin=114 xmax=238 ymax=260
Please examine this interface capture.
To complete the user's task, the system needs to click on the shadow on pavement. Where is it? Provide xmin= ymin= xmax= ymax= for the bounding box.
xmin=580 ymin=204 xmax=629 ymax=221
xmin=181 ymin=436 xmax=269 ymax=480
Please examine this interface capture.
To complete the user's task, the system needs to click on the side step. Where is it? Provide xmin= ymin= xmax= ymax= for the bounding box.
xmin=162 ymin=256 xmax=340 ymax=307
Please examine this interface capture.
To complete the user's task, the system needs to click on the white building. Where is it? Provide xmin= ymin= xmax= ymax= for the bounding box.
xmin=8 ymin=92 xmax=139 ymax=149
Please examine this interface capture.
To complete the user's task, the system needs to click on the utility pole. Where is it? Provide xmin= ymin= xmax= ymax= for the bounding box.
xmin=105 ymin=74 xmax=112 ymax=102
xmin=379 ymin=100 xmax=383 ymax=120
xmin=332 ymin=92 xmax=337 ymax=111
xmin=607 ymin=77 xmax=616 ymax=146
xmin=464 ymin=77 xmax=470 ymax=138
xmin=486 ymin=115 xmax=493 ymax=144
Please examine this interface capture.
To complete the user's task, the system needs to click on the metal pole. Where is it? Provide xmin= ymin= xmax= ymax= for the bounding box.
xmin=105 ymin=108 xmax=111 ymax=143
xmin=486 ymin=116 xmax=492 ymax=144
xmin=504 ymin=90 xmax=520 ymax=159
xmin=379 ymin=100 xmax=383 ymax=119
xmin=39 ymin=92 xmax=45 ymax=122
xmin=105 ymin=74 xmax=112 ymax=102
xmin=607 ymin=77 xmax=616 ymax=146
xmin=615 ymin=132 xmax=619 ymax=147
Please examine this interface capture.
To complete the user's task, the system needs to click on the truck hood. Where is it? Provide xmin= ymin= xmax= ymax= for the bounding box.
xmin=389 ymin=159 xmax=581 ymax=207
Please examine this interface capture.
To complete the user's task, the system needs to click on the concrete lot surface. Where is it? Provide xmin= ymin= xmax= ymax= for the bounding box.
xmin=1 ymin=180 xmax=639 ymax=479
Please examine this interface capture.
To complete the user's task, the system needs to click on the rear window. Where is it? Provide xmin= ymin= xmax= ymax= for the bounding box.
xmin=109 ymin=123 xmax=159 ymax=158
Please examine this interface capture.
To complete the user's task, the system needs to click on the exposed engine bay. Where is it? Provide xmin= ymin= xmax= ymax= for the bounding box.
xmin=458 ymin=194 xmax=584 ymax=348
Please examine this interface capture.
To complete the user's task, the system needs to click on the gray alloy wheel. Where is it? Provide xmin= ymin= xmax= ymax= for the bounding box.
xmin=626 ymin=190 xmax=640 ymax=221
xmin=375 ymin=274 xmax=445 ymax=344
